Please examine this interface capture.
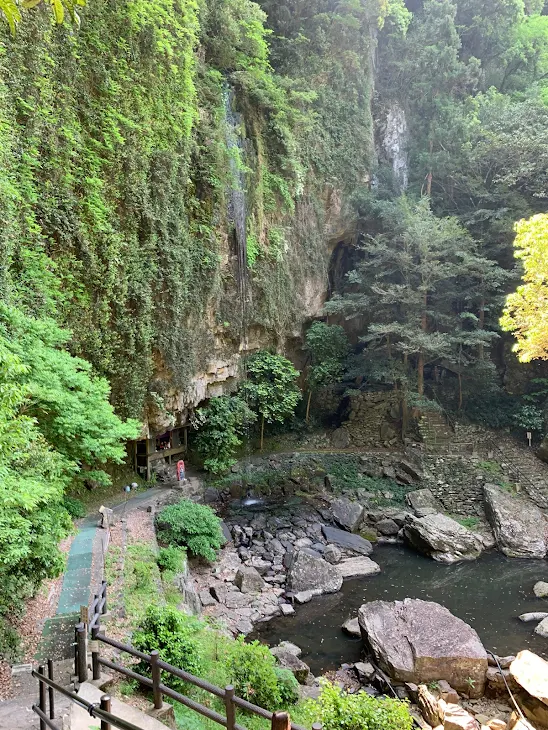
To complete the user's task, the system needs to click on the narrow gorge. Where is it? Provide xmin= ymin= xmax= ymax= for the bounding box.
xmin=0 ymin=0 xmax=548 ymax=729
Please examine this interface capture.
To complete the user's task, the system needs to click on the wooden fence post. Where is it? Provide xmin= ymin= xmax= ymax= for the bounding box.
xmin=47 ymin=659 xmax=55 ymax=719
xmin=38 ymin=665 xmax=46 ymax=730
xmin=76 ymin=623 xmax=88 ymax=683
xmin=271 ymin=711 xmax=291 ymax=730
xmin=150 ymin=650 xmax=163 ymax=709
xmin=224 ymin=685 xmax=236 ymax=730
xmin=101 ymin=580 xmax=107 ymax=614
xmin=91 ymin=625 xmax=101 ymax=681
xmin=100 ymin=694 xmax=111 ymax=730
xmin=73 ymin=625 xmax=79 ymax=680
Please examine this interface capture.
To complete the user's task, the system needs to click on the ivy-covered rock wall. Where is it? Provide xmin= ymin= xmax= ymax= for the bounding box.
xmin=0 ymin=0 xmax=382 ymax=430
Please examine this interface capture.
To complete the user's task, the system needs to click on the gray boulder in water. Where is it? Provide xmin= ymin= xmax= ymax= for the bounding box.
xmin=403 ymin=513 xmax=483 ymax=563
xmin=331 ymin=497 xmax=364 ymax=532
xmin=286 ymin=549 xmax=343 ymax=596
xmin=406 ymin=488 xmax=443 ymax=517
xmin=519 ymin=612 xmax=548 ymax=622
xmin=358 ymin=598 xmax=487 ymax=697
xmin=483 ymin=483 xmax=548 ymax=558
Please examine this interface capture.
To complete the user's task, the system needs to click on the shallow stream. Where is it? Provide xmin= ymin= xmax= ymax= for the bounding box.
xmin=253 ymin=544 xmax=548 ymax=675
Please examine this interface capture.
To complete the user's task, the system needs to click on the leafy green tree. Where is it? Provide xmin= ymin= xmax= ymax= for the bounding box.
xmin=223 ymin=636 xmax=298 ymax=710
xmin=501 ymin=214 xmax=548 ymax=361
xmin=0 ymin=304 xmax=140 ymax=487
xmin=0 ymin=339 xmax=72 ymax=654
xmin=133 ymin=606 xmax=203 ymax=692
xmin=241 ymin=351 xmax=301 ymax=449
xmin=193 ymin=395 xmax=256 ymax=474
xmin=304 ymin=322 xmax=349 ymax=421
xmin=0 ymin=303 xmax=142 ymax=653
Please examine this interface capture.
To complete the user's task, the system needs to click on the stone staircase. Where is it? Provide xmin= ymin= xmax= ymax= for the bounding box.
xmin=0 ymin=659 xmax=73 ymax=730
xmin=71 ymin=679 xmax=170 ymax=730
xmin=418 ymin=413 xmax=479 ymax=455
xmin=418 ymin=411 xmax=457 ymax=452
xmin=482 ymin=432 xmax=548 ymax=510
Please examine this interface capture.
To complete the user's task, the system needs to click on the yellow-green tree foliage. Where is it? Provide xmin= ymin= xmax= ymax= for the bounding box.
xmin=501 ymin=214 xmax=548 ymax=361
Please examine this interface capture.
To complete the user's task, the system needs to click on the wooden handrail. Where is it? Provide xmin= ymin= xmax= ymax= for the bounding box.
xmin=84 ymin=572 xmax=317 ymax=730
xmin=32 ymin=669 xmax=143 ymax=730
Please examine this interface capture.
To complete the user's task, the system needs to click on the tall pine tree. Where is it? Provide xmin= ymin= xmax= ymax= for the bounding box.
xmin=325 ymin=196 xmax=504 ymax=405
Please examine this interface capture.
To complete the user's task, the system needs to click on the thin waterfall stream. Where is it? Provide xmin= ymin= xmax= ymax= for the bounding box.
xmin=223 ymin=85 xmax=249 ymax=305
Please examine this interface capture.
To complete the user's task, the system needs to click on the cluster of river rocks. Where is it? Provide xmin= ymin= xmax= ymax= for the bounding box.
xmin=186 ymin=453 xmax=548 ymax=730
xmin=190 ymin=468 xmax=548 ymax=638
xmin=268 ymin=598 xmax=547 ymax=730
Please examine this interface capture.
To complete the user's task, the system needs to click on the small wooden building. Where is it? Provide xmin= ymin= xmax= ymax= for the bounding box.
xmin=133 ymin=426 xmax=188 ymax=481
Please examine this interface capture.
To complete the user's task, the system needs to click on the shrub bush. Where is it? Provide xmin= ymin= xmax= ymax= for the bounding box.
xmin=274 ymin=667 xmax=300 ymax=705
xmin=223 ymin=637 xmax=298 ymax=711
xmin=156 ymin=500 xmax=224 ymax=561
xmin=62 ymin=496 xmax=86 ymax=518
xmin=157 ymin=546 xmax=186 ymax=573
xmin=132 ymin=560 xmax=154 ymax=591
xmin=0 ymin=618 xmax=21 ymax=662
xmin=132 ymin=606 xmax=203 ymax=692
xmin=302 ymin=680 xmax=413 ymax=730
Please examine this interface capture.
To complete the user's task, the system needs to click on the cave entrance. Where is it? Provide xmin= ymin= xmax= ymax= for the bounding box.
xmin=132 ymin=426 xmax=188 ymax=481
xmin=328 ymin=239 xmax=359 ymax=297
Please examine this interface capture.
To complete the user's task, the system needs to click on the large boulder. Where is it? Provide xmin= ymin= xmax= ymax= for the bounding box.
xmin=234 ymin=566 xmax=265 ymax=594
xmin=337 ymin=556 xmax=381 ymax=579
xmin=286 ymin=549 xmax=343 ymax=596
xmin=535 ymin=617 xmax=548 ymax=637
xmin=406 ymin=489 xmax=443 ymax=517
xmin=270 ymin=647 xmax=311 ymax=684
xmin=358 ymin=598 xmax=487 ymax=697
xmin=483 ymin=484 xmax=548 ymax=558
xmin=511 ymin=650 xmax=548 ymax=705
xmin=322 ymin=525 xmax=373 ymax=555
xmin=534 ymin=581 xmax=548 ymax=598
xmin=511 ymin=651 xmax=548 ymax=728
xmin=331 ymin=497 xmax=364 ymax=532
xmin=403 ymin=513 xmax=483 ymax=563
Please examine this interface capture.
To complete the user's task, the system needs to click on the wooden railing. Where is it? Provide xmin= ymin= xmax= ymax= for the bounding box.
xmin=73 ymin=581 xmax=315 ymax=730
xmin=33 ymin=665 xmax=141 ymax=730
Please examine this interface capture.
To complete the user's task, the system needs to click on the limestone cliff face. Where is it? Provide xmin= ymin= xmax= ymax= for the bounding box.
xmin=143 ymin=187 xmax=358 ymax=436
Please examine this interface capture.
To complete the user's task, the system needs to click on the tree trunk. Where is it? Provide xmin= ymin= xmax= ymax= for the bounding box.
xmin=458 ymin=371 xmax=463 ymax=411
xmin=479 ymin=296 xmax=485 ymax=360
xmin=425 ymin=139 xmax=433 ymax=196
xmin=305 ymin=391 xmax=312 ymax=423
xmin=260 ymin=414 xmax=264 ymax=451
xmin=418 ymin=291 xmax=427 ymax=397
xmin=401 ymin=393 xmax=408 ymax=440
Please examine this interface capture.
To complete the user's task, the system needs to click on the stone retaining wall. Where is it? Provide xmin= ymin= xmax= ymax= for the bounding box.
xmin=333 ymin=391 xmax=401 ymax=448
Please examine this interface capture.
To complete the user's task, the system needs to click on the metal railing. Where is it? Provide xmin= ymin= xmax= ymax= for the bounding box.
xmin=71 ymin=581 xmax=315 ymax=730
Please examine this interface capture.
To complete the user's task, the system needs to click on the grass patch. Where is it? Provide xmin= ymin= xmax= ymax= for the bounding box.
xmin=478 ymin=460 xmax=502 ymax=476
xmin=455 ymin=516 xmax=479 ymax=530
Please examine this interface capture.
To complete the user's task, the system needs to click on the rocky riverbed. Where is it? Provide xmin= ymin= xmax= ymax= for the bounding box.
xmin=173 ymin=444 xmax=548 ymax=730
xmin=190 ymin=448 xmax=548 ymax=639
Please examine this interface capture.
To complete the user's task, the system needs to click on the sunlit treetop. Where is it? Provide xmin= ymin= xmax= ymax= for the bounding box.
xmin=0 ymin=0 xmax=84 ymax=36
xmin=501 ymin=214 xmax=548 ymax=361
